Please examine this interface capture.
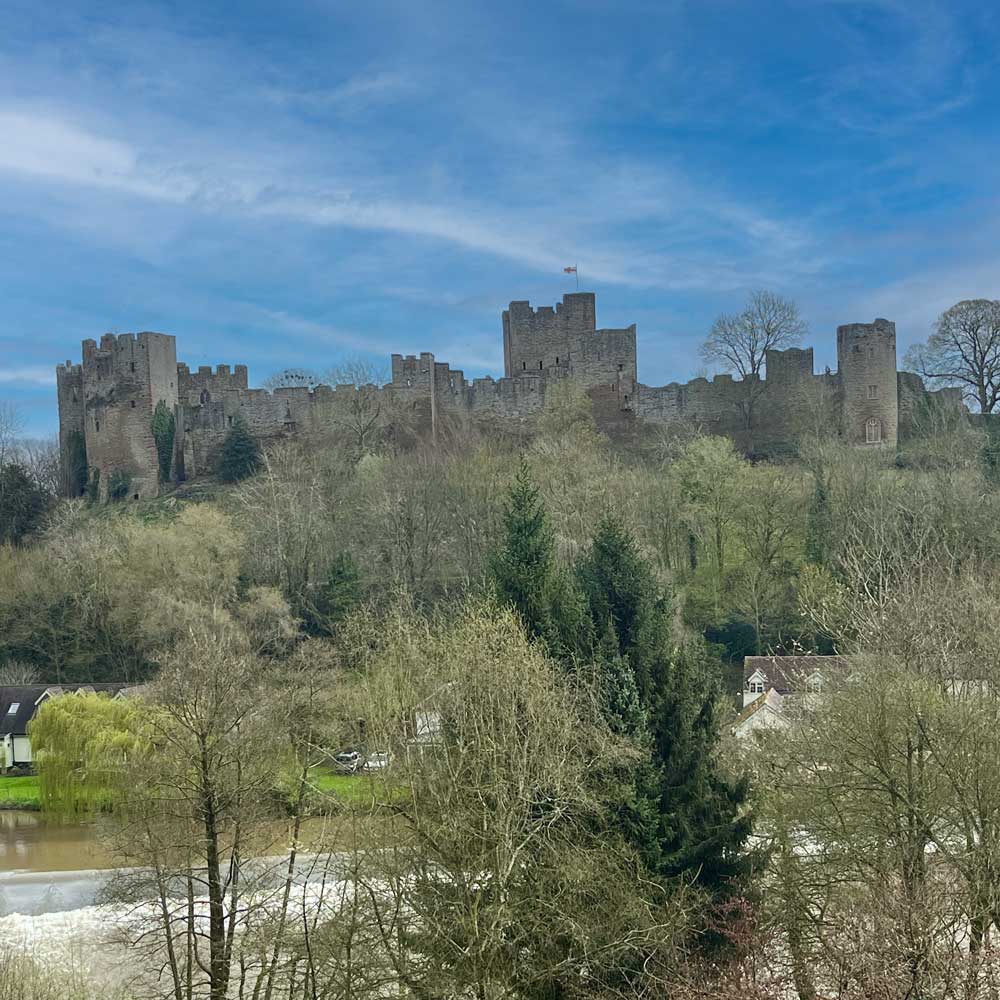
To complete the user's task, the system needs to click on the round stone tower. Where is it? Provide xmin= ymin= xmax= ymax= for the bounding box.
xmin=836 ymin=318 xmax=898 ymax=447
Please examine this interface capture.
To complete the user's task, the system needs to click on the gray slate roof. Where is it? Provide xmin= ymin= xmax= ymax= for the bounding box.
xmin=742 ymin=655 xmax=851 ymax=693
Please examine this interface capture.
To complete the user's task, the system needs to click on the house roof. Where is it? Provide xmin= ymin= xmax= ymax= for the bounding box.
xmin=0 ymin=684 xmax=134 ymax=737
xmin=742 ymin=655 xmax=850 ymax=692
xmin=733 ymin=688 xmax=784 ymax=728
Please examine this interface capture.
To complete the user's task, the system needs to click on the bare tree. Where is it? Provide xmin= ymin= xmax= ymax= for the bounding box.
xmin=261 ymin=368 xmax=323 ymax=391
xmin=0 ymin=659 xmax=40 ymax=685
xmin=701 ymin=290 xmax=807 ymax=451
xmin=904 ymin=298 xmax=1000 ymax=413
xmin=322 ymin=358 xmax=395 ymax=457
xmin=0 ymin=401 xmax=22 ymax=469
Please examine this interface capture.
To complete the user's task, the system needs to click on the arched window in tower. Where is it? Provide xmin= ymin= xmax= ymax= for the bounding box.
xmin=865 ymin=417 xmax=882 ymax=444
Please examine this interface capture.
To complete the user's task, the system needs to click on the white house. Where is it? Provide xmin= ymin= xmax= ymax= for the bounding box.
xmin=734 ymin=656 xmax=850 ymax=740
xmin=1 ymin=684 xmax=135 ymax=770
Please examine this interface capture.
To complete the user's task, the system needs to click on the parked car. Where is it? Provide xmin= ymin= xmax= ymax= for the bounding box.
xmin=332 ymin=750 xmax=362 ymax=774
xmin=364 ymin=751 xmax=390 ymax=772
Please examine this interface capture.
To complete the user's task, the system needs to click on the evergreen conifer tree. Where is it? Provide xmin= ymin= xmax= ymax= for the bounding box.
xmin=650 ymin=641 xmax=754 ymax=901
xmin=217 ymin=419 xmax=260 ymax=482
xmin=577 ymin=517 xmax=754 ymax=912
xmin=0 ymin=463 xmax=50 ymax=544
xmin=489 ymin=459 xmax=591 ymax=658
xmin=576 ymin=517 xmax=664 ymax=702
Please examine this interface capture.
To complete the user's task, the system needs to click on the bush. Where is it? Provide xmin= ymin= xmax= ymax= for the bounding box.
xmin=218 ymin=419 xmax=260 ymax=482
xmin=151 ymin=400 xmax=175 ymax=483
xmin=107 ymin=469 xmax=132 ymax=501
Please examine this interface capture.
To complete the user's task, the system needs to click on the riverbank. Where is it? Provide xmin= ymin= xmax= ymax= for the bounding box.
xmin=0 ymin=775 xmax=40 ymax=810
xmin=0 ymin=768 xmax=372 ymax=813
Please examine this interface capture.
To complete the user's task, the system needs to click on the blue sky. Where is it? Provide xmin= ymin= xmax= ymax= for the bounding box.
xmin=2 ymin=0 xmax=1000 ymax=435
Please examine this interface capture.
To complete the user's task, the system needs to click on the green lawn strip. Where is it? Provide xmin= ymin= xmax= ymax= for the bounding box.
xmin=0 ymin=774 xmax=41 ymax=808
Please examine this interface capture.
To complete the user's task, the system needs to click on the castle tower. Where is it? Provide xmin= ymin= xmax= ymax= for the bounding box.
xmin=502 ymin=292 xmax=598 ymax=378
xmin=56 ymin=361 xmax=86 ymax=496
xmin=836 ymin=319 xmax=898 ymax=447
xmin=72 ymin=332 xmax=179 ymax=500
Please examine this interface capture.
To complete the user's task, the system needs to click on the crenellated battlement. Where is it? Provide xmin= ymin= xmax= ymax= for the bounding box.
xmin=55 ymin=296 xmax=954 ymax=500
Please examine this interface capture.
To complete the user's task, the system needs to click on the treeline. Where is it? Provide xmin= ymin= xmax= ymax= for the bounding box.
xmin=9 ymin=375 xmax=1000 ymax=995
xmin=3 ymin=381 xmax=1000 ymax=683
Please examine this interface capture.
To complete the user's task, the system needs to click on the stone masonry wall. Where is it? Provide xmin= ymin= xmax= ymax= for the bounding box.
xmin=57 ymin=297 xmax=961 ymax=497
xmin=78 ymin=332 xmax=178 ymax=500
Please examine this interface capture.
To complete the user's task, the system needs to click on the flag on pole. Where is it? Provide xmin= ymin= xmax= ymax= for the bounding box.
xmin=563 ymin=266 xmax=577 ymax=274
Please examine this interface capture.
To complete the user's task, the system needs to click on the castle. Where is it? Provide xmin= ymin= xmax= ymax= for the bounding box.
xmin=56 ymin=292 xmax=959 ymax=499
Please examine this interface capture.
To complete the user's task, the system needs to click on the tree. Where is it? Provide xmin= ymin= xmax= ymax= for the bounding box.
xmin=323 ymin=358 xmax=395 ymax=458
xmin=576 ymin=517 xmax=754 ymax=913
xmin=489 ymin=458 xmax=591 ymax=658
xmin=651 ymin=642 xmax=754 ymax=905
xmin=262 ymin=367 xmax=322 ymax=390
xmin=576 ymin=516 xmax=665 ymax=704
xmin=905 ymin=299 xmax=1000 ymax=413
xmin=347 ymin=601 xmax=687 ymax=999
xmin=217 ymin=418 xmax=260 ymax=482
xmin=701 ymin=290 xmax=807 ymax=451
xmin=0 ymin=402 xmax=21 ymax=470
xmin=151 ymin=400 xmax=176 ymax=483
xmin=0 ymin=462 xmax=50 ymax=544
xmin=676 ymin=436 xmax=747 ymax=611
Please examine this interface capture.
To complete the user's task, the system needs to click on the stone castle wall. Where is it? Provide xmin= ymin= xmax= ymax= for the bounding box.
xmin=57 ymin=294 xmax=957 ymax=497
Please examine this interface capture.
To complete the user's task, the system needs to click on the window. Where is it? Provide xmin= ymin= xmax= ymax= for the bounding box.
xmin=618 ymin=362 xmax=624 ymax=371
xmin=95 ymin=420 xmax=100 ymax=432
xmin=227 ymin=415 xmax=234 ymax=427
xmin=130 ymin=362 xmax=135 ymax=372
xmin=6 ymin=702 xmax=18 ymax=715
xmin=866 ymin=417 xmax=882 ymax=444
xmin=522 ymin=361 xmax=526 ymax=371
xmin=538 ymin=361 xmax=543 ymax=370
xmin=130 ymin=400 xmax=136 ymax=408
xmin=555 ymin=356 xmax=560 ymax=364
xmin=746 ymin=681 xmax=764 ymax=695
xmin=867 ymin=384 xmax=879 ymax=400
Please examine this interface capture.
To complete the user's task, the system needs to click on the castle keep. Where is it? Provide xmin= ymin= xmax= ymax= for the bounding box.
xmin=56 ymin=292 xmax=958 ymax=499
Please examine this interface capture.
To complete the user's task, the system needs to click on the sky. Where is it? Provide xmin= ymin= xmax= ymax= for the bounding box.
xmin=2 ymin=0 xmax=1000 ymax=436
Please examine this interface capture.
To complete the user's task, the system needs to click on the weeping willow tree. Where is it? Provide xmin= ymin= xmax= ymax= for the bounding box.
xmin=30 ymin=692 xmax=149 ymax=816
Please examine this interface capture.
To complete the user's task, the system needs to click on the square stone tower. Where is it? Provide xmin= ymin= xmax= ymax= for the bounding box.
xmin=59 ymin=332 xmax=179 ymax=499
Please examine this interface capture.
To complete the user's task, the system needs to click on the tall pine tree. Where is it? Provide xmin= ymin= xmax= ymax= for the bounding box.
xmin=489 ymin=459 xmax=590 ymax=659
xmin=576 ymin=517 xmax=664 ymax=703
xmin=576 ymin=517 xmax=754 ymax=910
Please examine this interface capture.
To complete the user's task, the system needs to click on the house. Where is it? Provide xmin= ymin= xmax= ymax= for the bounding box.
xmin=0 ymin=684 xmax=135 ymax=770
xmin=735 ymin=656 xmax=850 ymax=740
xmin=733 ymin=688 xmax=787 ymax=739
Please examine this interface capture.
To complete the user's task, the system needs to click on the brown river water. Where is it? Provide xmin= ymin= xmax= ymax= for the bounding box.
xmin=0 ymin=809 xmax=112 ymax=872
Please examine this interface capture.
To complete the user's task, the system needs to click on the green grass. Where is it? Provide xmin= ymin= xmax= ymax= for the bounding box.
xmin=310 ymin=769 xmax=380 ymax=803
xmin=0 ymin=774 xmax=40 ymax=809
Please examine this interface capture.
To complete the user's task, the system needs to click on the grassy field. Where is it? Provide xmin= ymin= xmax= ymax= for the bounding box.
xmin=0 ymin=774 xmax=41 ymax=809
xmin=0 ymin=770 xmax=376 ymax=812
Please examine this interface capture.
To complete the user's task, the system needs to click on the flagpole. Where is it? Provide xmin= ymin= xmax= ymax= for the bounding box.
xmin=575 ymin=263 xmax=579 ymax=291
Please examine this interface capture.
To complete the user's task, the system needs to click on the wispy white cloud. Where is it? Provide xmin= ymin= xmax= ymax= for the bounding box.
xmin=0 ymin=366 xmax=55 ymax=386
xmin=0 ymin=106 xmax=818 ymax=293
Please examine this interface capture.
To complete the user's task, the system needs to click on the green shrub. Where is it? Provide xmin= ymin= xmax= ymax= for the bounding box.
xmin=151 ymin=400 xmax=176 ymax=483
xmin=108 ymin=469 xmax=132 ymax=501
xmin=218 ymin=419 xmax=260 ymax=482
